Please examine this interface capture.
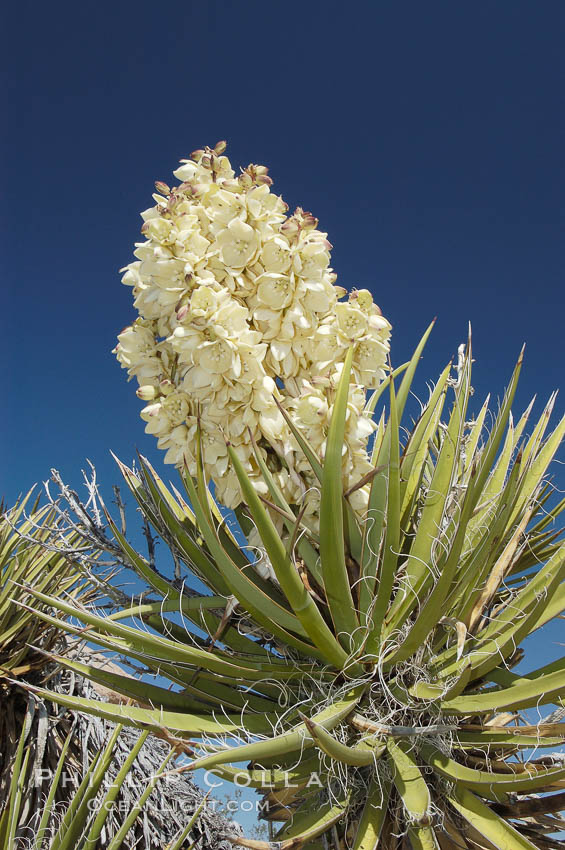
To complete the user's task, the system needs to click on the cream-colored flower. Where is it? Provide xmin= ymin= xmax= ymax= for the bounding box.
xmin=173 ymin=161 xmax=199 ymax=182
xmin=200 ymin=426 xmax=231 ymax=477
xmin=296 ymin=238 xmax=331 ymax=281
xmin=349 ymin=288 xmax=374 ymax=312
xmin=189 ymin=285 xmax=219 ymax=319
xmin=312 ymin=323 xmax=347 ymax=365
xmin=142 ymin=217 xmax=174 ymax=244
xmin=258 ymin=405 xmax=286 ymax=444
xmin=369 ymin=313 xmax=392 ymax=334
xmin=256 ymin=273 xmax=294 ymax=310
xmin=207 ymin=188 xmax=246 ymax=228
xmin=246 ymin=184 xmax=287 ymax=222
xmin=141 ymin=391 xmax=190 ymax=435
xmin=114 ymin=321 xmax=155 ymax=367
xmin=301 ymin=279 xmax=335 ymax=314
xmin=335 ymin=303 xmax=369 ymax=340
xmin=211 ymin=298 xmax=253 ymax=340
xmin=159 ymin=424 xmax=190 ymax=466
xmin=238 ymin=343 xmax=269 ymax=382
xmin=216 ymin=219 xmax=259 ymax=270
xmin=296 ymin=393 xmax=329 ymax=427
xmin=262 ymin=237 xmax=292 ymax=273
xmin=196 ymin=339 xmax=236 ymax=375
xmin=354 ymin=338 xmax=390 ymax=387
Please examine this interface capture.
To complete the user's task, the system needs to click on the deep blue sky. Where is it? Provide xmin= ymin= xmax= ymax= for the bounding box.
xmin=2 ymin=1 xmax=563 ymax=503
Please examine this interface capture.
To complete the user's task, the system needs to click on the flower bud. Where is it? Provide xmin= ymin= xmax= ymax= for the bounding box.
xmin=302 ymin=212 xmax=318 ymax=230
xmin=155 ymin=181 xmax=170 ymax=195
xmin=173 ymin=162 xmax=198 ymax=182
xmin=214 ymin=140 xmax=227 ymax=155
xmin=136 ymin=385 xmax=157 ymax=401
xmin=297 ymin=394 xmax=328 ymax=426
xmin=142 ymin=401 xmax=162 ymax=418
xmin=200 ymin=154 xmax=212 ymax=169
xmin=159 ymin=379 xmax=174 ymax=395
xmin=176 ymin=305 xmax=189 ymax=322
xmin=281 ymin=219 xmax=299 ymax=236
xmin=190 ymin=149 xmax=204 ymax=161
xmin=350 ymin=289 xmax=373 ymax=312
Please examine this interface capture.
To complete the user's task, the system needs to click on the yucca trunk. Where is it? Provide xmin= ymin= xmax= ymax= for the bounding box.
xmin=19 ymin=334 xmax=565 ymax=850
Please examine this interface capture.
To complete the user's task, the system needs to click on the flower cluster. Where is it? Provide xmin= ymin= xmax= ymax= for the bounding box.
xmin=115 ymin=142 xmax=391 ymax=515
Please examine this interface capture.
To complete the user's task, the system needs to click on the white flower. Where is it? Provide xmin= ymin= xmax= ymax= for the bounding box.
xmin=197 ymin=339 xmax=237 ymax=375
xmin=256 ymin=273 xmax=294 ymax=310
xmin=262 ymin=237 xmax=291 ymax=273
xmin=348 ymin=288 xmax=372 ymax=311
xmin=141 ymin=392 xmax=190 ymax=436
xmin=258 ymin=406 xmax=286 ymax=444
xmin=312 ymin=324 xmax=346 ymax=365
xmin=335 ymin=303 xmax=369 ymax=340
xmin=207 ymin=188 xmax=246 ymax=228
xmin=354 ymin=338 xmax=390 ymax=387
xmin=211 ymin=299 xmax=253 ymax=340
xmin=297 ymin=239 xmax=331 ymax=280
xmin=200 ymin=427 xmax=230 ymax=477
xmin=173 ymin=161 xmax=199 ymax=182
xmin=142 ymin=217 xmax=174 ymax=244
xmin=301 ymin=279 xmax=335 ymax=314
xmin=296 ymin=393 xmax=328 ymax=427
xmin=189 ymin=285 xmax=219 ymax=319
xmin=216 ymin=219 xmax=259 ymax=270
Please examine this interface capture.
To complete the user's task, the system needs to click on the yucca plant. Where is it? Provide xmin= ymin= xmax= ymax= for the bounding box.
xmin=0 ymin=492 xmax=99 ymax=822
xmin=17 ymin=331 xmax=565 ymax=850
xmin=1 ymin=694 xmax=208 ymax=850
xmin=1 ymin=493 xmax=233 ymax=848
